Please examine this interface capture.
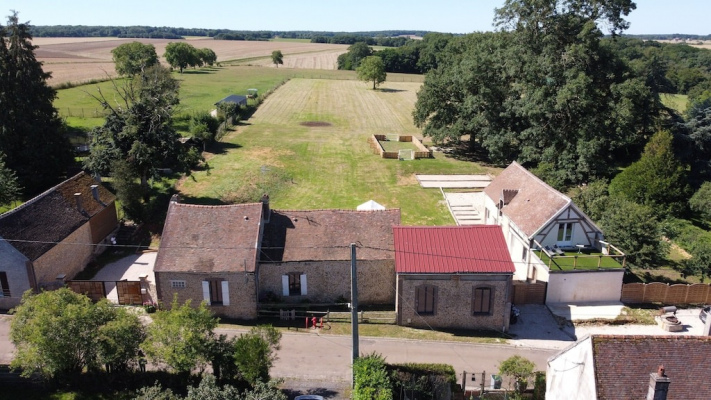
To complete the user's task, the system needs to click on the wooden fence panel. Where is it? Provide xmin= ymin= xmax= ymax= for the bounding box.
xmin=512 ymin=282 xmax=547 ymax=305
xmin=687 ymin=284 xmax=709 ymax=304
xmin=666 ymin=284 xmax=689 ymax=304
xmin=643 ymin=282 xmax=668 ymax=303
xmin=621 ymin=283 xmax=645 ymax=303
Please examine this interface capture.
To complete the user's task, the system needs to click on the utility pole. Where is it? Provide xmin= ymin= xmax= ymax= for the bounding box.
xmin=350 ymin=243 xmax=360 ymax=386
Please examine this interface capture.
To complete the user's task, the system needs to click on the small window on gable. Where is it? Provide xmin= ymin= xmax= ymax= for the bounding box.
xmin=521 ymin=246 xmax=527 ymax=262
xmin=473 ymin=287 xmax=493 ymax=315
xmin=171 ymin=280 xmax=186 ymax=289
xmin=415 ymin=285 xmax=436 ymax=315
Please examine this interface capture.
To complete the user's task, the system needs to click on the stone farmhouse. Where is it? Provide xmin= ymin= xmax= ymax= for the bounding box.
xmin=547 ymin=335 xmax=711 ymax=400
xmin=0 ymin=172 xmax=118 ymax=309
xmin=153 ymin=195 xmax=400 ymax=319
xmin=394 ymin=226 xmax=515 ymax=332
xmin=483 ymin=162 xmax=625 ymax=304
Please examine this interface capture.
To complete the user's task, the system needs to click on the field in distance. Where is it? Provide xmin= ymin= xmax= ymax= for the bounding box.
xmin=34 ymin=37 xmax=348 ymax=85
xmin=177 ymin=78 xmax=485 ymax=225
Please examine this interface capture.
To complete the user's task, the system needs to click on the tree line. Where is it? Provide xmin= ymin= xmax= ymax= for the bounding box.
xmin=29 ymin=24 xmax=429 ymax=43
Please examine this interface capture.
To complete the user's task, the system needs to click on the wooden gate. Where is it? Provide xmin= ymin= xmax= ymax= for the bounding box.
xmin=67 ymin=281 xmax=106 ymax=302
xmin=116 ymin=281 xmax=143 ymax=305
xmin=68 ymin=280 xmax=143 ymax=305
xmin=512 ymin=281 xmax=547 ymax=305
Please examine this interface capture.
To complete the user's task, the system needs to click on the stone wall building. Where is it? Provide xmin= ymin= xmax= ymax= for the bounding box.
xmin=394 ymin=226 xmax=515 ymax=331
xmin=154 ymin=197 xmax=400 ymax=318
xmin=259 ymin=209 xmax=400 ymax=305
xmin=0 ymin=172 xmax=118 ymax=309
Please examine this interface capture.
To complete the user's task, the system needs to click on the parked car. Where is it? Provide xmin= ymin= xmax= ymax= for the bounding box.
xmin=699 ymin=306 xmax=711 ymax=324
xmin=294 ymin=396 xmax=325 ymax=400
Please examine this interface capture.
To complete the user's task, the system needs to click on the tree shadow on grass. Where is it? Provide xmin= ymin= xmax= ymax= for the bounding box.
xmin=379 ymin=88 xmax=406 ymax=93
xmin=177 ymin=194 xmax=227 ymax=206
xmin=205 ymin=141 xmax=242 ymax=155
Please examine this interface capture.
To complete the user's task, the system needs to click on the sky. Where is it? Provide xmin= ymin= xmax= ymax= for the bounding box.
xmin=4 ymin=0 xmax=710 ymax=35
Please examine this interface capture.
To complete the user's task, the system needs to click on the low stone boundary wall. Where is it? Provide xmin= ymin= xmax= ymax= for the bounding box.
xmin=621 ymin=282 xmax=711 ymax=304
xmin=369 ymin=135 xmax=433 ymax=159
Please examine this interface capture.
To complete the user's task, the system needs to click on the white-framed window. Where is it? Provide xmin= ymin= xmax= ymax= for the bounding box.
xmin=557 ymin=222 xmax=574 ymax=244
xmin=282 ymin=273 xmax=307 ymax=296
xmin=202 ymin=280 xmax=230 ymax=306
xmin=170 ymin=280 xmax=186 ymax=289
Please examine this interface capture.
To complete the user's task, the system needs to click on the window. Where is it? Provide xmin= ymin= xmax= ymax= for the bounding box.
xmin=473 ymin=287 xmax=493 ymax=315
xmin=521 ymin=246 xmax=528 ymax=262
xmin=557 ymin=223 xmax=574 ymax=243
xmin=170 ymin=280 xmax=186 ymax=289
xmin=415 ymin=285 xmax=436 ymax=315
xmin=282 ymin=273 xmax=307 ymax=296
xmin=0 ymin=272 xmax=9 ymax=297
xmin=202 ymin=280 xmax=230 ymax=306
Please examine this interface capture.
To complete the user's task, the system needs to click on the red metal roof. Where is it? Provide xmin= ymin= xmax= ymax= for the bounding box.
xmin=393 ymin=226 xmax=515 ymax=274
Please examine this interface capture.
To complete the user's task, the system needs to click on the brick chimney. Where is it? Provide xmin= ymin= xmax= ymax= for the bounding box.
xmin=260 ymin=194 xmax=271 ymax=223
xmin=646 ymin=365 xmax=671 ymax=400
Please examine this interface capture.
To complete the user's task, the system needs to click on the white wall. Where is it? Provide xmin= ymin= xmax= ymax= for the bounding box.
xmin=0 ymin=238 xmax=31 ymax=310
xmin=546 ymin=269 xmax=624 ymax=303
xmin=547 ymin=336 xmax=597 ymax=399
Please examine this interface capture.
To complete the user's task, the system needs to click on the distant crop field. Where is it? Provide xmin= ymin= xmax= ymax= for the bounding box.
xmin=656 ymin=39 xmax=711 ymax=50
xmin=177 ymin=78 xmax=485 ymax=225
xmin=34 ymin=37 xmax=348 ymax=85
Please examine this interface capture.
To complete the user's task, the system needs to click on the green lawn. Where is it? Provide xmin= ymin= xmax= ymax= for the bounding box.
xmin=379 ymin=139 xmax=421 ymax=152
xmin=177 ymin=78 xmax=483 ymax=225
xmin=537 ymin=250 xmax=623 ymax=271
xmin=660 ymin=93 xmax=688 ymax=114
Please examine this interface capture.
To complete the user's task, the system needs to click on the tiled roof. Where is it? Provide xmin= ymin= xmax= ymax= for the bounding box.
xmin=154 ymin=202 xmax=263 ymax=273
xmin=260 ymin=209 xmax=400 ymax=263
xmin=0 ymin=172 xmax=116 ymax=261
xmin=592 ymin=335 xmax=711 ymax=400
xmin=483 ymin=161 xmax=569 ymax=237
xmin=393 ymin=226 xmax=515 ymax=274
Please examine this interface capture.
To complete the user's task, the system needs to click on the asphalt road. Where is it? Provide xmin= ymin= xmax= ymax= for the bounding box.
xmin=215 ymin=327 xmax=557 ymax=391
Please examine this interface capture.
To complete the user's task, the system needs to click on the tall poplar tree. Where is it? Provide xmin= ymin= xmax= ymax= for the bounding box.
xmin=0 ymin=12 xmax=73 ymax=195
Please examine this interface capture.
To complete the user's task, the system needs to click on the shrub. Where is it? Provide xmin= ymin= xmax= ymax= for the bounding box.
xmin=353 ymin=353 xmax=392 ymax=400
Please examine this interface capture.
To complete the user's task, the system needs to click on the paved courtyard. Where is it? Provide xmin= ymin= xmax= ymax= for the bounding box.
xmin=91 ymin=251 xmax=157 ymax=303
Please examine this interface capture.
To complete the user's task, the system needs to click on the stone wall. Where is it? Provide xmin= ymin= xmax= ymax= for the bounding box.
xmin=155 ymin=271 xmax=258 ymax=320
xmin=258 ymin=259 xmax=395 ymax=305
xmin=33 ymin=223 xmax=93 ymax=289
xmin=396 ymin=274 xmax=511 ymax=331
xmin=89 ymin=202 xmax=118 ymax=244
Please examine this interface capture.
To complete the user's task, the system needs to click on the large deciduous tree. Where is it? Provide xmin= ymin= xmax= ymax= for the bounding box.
xmin=111 ymin=41 xmax=159 ymax=76
xmin=142 ymin=297 xmax=218 ymax=375
xmin=10 ymin=288 xmax=143 ymax=380
xmin=413 ymin=0 xmax=658 ymax=185
xmin=608 ymin=130 xmax=690 ymax=217
xmin=164 ymin=42 xmax=199 ymax=73
xmin=271 ymin=50 xmax=283 ymax=68
xmin=198 ymin=48 xmax=217 ymax=66
xmin=599 ymin=198 xmax=667 ymax=267
xmin=0 ymin=12 xmax=73 ymax=195
xmin=85 ymin=64 xmax=186 ymax=195
xmin=357 ymin=56 xmax=387 ymax=90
